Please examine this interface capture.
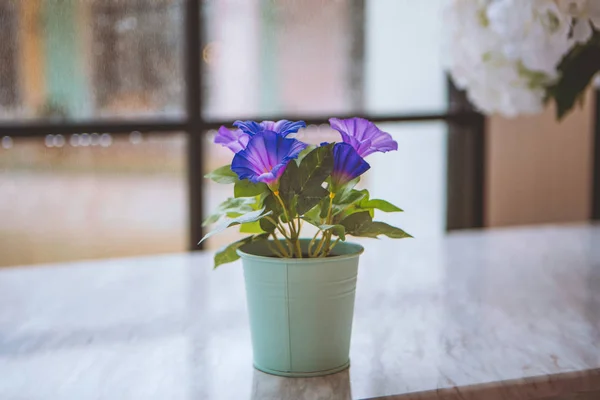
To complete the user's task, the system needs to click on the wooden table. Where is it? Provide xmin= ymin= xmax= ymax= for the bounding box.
xmin=1 ymin=225 xmax=600 ymax=399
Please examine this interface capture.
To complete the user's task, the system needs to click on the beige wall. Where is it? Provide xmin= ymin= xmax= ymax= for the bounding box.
xmin=486 ymin=91 xmax=594 ymax=227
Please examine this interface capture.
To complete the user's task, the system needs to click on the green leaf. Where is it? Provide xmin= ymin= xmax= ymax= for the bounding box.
xmin=301 ymin=216 xmax=346 ymax=241
xmin=297 ymin=185 xmax=329 ymax=215
xmin=202 ymin=197 xmax=255 ymax=226
xmin=213 ymin=234 xmax=269 ymax=268
xmin=205 ymin=165 xmax=238 ymax=184
xmin=279 ymin=144 xmax=334 ymax=214
xmin=263 ymin=193 xmax=283 ymax=217
xmin=546 ymin=35 xmax=600 ymax=120
xmin=213 ymin=236 xmax=253 ymax=268
xmin=335 ymin=177 xmax=360 ymax=199
xmin=296 ymin=144 xmax=335 ymax=191
xmin=319 ymin=196 xmax=330 ymax=219
xmin=339 ymin=211 xmax=412 ymax=239
xmin=335 ymin=189 xmax=368 ymax=206
xmin=319 ymin=224 xmax=346 ymax=241
xmin=303 ymin=204 xmax=321 ymax=223
xmin=278 ymin=161 xmax=300 ymax=202
xmin=330 ymin=189 xmax=368 ymax=220
xmin=259 ymin=217 xmax=277 ymax=233
xmin=360 ymin=222 xmax=413 ymax=239
xmin=200 ymin=207 xmax=272 ymax=243
xmin=339 ymin=211 xmax=373 ymax=236
xmin=239 ymin=221 xmax=264 ymax=234
xmin=234 ymin=179 xmax=269 ymax=198
xmin=295 ymin=145 xmax=317 ymax=164
xmin=360 ymin=198 xmax=403 ymax=213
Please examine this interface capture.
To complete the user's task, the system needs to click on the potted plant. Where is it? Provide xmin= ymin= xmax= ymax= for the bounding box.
xmin=202 ymin=117 xmax=411 ymax=377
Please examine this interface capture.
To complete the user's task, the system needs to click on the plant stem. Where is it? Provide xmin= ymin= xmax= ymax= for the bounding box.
xmin=273 ymin=191 xmax=297 ymax=250
xmin=325 ymin=193 xmax=334 ymax=225
xmin=271 ymin=232 xmax=290 ymax=257
xmin=308 ymin=229 xmax=320 ymax=257
xmin=313 ymin=192 xmax=335 ymax=257
xmin=267 ymin=242 xmax=285 ymax=258
xmin=323 ymin=238 xmax=340 ymax=257
xmin=313 ymin=231 xmax=327 ymax=257
xmin=264 ymin=216 xmax=291 ymax=240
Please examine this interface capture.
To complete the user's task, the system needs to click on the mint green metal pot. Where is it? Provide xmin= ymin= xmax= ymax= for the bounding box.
xmin=237 ymin=239 xmax=363 ymax=377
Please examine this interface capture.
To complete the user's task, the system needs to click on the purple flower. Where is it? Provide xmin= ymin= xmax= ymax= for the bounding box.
xmin=330 ymin=143 xmax=370 ymax=191
xmin=231 ymin=131 xmax=307 ymax=187
xmin=329 ymin=117 xmax=397 ymax=157
xmin=234 ymin=120 xmax=306 ymax=137
xmin=215 ymin=120 xmax=306 ymax=154
xmin=214 ymin=126 xmax=251 ymax=153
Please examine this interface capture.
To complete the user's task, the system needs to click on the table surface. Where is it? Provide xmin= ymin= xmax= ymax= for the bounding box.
xmin=2 ymin=224 xmax=600 ymax=400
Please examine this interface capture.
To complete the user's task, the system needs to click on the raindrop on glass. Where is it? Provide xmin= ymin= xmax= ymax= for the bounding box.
xmin=70 ymin=134 xmax=80 ymax=147
xmin=80 ymin=133 xmax=91 ymax=146
xmin=130 ymin=131 xmax=143 ymax=144
xmin=1 ymin=136 xmax=13 ymax=149
xmin=45 ymin=135 xmax=54 ymax=148
xmin=99 ymin=133 xmax=113 ymax=147
xmin=54 ymin=134 xmax=65 ymax=147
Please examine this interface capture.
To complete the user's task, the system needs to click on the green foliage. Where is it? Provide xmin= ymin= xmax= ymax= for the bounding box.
xmin=334 ymin=188 xmax=368 ymax=206
xmin=357 ymin=189 xmax=403 ymax=213
xmin=338 ymin=211 xmax=373 ymax=236
xmin=295 ymin=145 xmax=317 ymax=163
xmin=239 ymin=221 xmax=265 ymax=234
xmin=340 ymin=211 xmax=412 ymax=239
xmin=205 ymin=165 xmax=238 ymax=184
xmin=234 ymin=179 xmax=269 ymax=198
xmin=203 ymin=197 xmax=256 ymax=226
xmin=213 ymin=234 xmax=269 ymax=269
xmin=297 ymin=185 xmax=329 ymax=215
xmin=200 ymin=207 xmax=272 ymax=243
xmin=279 ymin=144 xmax=334 ymax=214
xmin=263 ymin=193 xmax=283 ymax=217
xmin=331 ymin=188 xmax=402 ymax=220
xmin=546 ymin=32 xmax=600 ymax=120
xmin=360 ymin=198 xmax=403 ymax=213
xmin=303 ymin=218 xmax=347 ymax=240
xmin=201 ymin=147 xmax=411 ymax=267
xmin=259 ymin=216 xmax=277 ymax=233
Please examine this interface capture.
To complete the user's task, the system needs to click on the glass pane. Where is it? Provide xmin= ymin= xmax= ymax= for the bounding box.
xmin=0 ymin=132 xmax=187 ymax=267
xmin=359 ymin=122 xmax=447 ymax=238
xmin=203 ymin=0 xmax=446 ymax=120
xmin=364 ymin=1 xmax=446 ymax=115
xmin=0 ymin=0 xmax=184 ymax=121
xmin=202 ymin=121 xmax=446 ymax=249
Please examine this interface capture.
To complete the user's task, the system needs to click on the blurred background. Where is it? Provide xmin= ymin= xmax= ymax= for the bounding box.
xmin=0 ymin=0 xmax=597 ymax=267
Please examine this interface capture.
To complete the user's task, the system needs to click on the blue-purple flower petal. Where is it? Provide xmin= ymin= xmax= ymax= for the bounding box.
xmin=231 ymin=131 xmax=307 ymax=186
xmin=329 ymin=117 xmax=397 ymax=157
xmin=330 ymin=143 xmax=370 ymax=190
xmin=214 ymin=126 xmax=250 ymax=153
xmin=233 ymin=120 xmax=263 ymax=136
xmin=234 ymin=119 xmax=306 ymax=137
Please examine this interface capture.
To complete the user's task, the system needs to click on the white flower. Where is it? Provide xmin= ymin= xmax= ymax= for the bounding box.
xmin=445 ymin=0 xmax=579 ymax=117
xmin=559 ymin=0 xmax=600 ymax=43
xmin=486 ymin=0 xmax=572 ymax=76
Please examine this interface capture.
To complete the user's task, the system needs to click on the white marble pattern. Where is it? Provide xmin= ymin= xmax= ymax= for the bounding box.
xmin=1 ymin=224 xmax=600 ymax=399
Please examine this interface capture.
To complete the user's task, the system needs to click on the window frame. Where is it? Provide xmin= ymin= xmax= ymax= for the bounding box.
xmin=0 ymin=0 xmax=486 ymax=250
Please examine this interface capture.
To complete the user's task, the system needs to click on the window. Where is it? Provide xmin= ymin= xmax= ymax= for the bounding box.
xmin=91 ymin=0 xmax=184 ymax=118
xmin=0 ymin=1 xmax=18 ymax=111
xmin=0 ymin=0 xmax=185 ymax=121
xmin=0 ymin=133 xmax=187 ymax=267
xmin=0 ymin=0 xmax=483 ymax=266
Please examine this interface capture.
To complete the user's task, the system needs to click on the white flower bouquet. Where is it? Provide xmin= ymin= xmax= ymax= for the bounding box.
xmin=446 ymin=0 xmax=600 ymax=119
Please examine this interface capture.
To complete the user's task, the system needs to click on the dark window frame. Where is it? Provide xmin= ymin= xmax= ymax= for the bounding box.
xmin=0 ymin=0 xmax=486 ymax=250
